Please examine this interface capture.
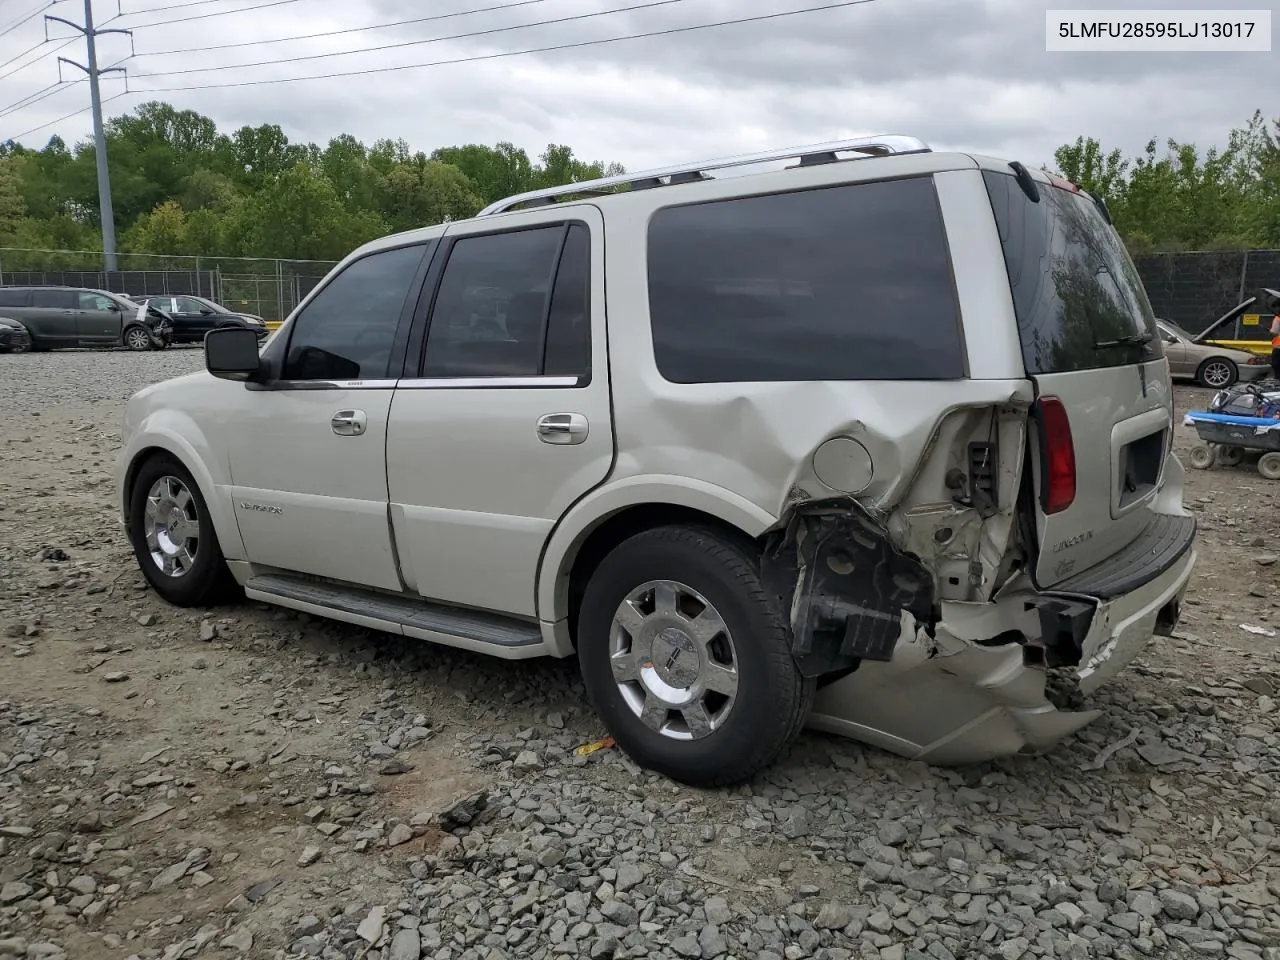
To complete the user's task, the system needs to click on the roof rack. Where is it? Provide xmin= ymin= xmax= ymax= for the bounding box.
xmin=475 ymin=134 xmax=931 ymax=217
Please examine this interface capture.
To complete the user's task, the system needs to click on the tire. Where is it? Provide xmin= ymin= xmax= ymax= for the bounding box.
xmin=1188 ymin=445 xmax=1216 ymax=470
xmin=123 ymin=325 xmax=152 ymax=352
xmin=1259 ymin=453 xmax=1280 ymax=481
xmin=127 ymin=453 xmax=237 ymax=607
xmin=1218 ymin=445 xmax=1245 ymax=467
xmin=1197 ymin=358 xmax=1238 ymax=389
xmin=576 ymin=525 xmax=815 ymax=788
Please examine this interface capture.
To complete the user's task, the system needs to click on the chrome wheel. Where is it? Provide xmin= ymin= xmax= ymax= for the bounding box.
xmin=1201 ymin=360 xmax=1234 ymax=388
xmin=143 ymin=476 xmax=200 ymax=578
xmin=125 ymin=326 xmax=151 ymax=351
xmin=609 ymin=579 xmax=739 ymax=741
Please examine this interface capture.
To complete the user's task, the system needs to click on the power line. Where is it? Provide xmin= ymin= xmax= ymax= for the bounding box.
xmin=0 ymin=34 xmax=77 ymax=81
xmin=137 ymin=0 xmax=564 ymax=57
xmin=132 ymin=0 xmax=698 ymax=78
xmin=132 ymin=0 xmax=878 ymax=92
xmin=121 ymin=0 xmax=257 ymax=13
xmin=117 ymin=0 xmax=301 ymax=28
xmin=0 ymin=0 xmax=57 ymax=39
xmin=5 ymin=88 xmax=125 ymax=141
xmin=0 ymin=79 xmax=74 ymax=118
xmin=0 ymin=35 xmax=49 ymax=71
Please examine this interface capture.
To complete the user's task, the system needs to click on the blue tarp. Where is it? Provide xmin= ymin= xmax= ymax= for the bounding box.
xmin=1185 ymin=411 xmax=1280 ymax=428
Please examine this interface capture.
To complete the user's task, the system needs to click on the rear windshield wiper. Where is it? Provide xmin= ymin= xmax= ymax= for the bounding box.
xmin=1094 ymin=333 xmax=1153 ymax=350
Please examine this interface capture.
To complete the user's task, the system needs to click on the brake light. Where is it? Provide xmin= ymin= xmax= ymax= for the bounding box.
xmin=1036 ymin=396 xmax=1076 ymax=514
xmin=1045 ymin=172 xmax=1082 ymax=193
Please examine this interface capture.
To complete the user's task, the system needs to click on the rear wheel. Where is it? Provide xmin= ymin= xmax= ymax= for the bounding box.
xmin=577 ymin=525 xmax=814 ymax=788
xmin=1188 ymin=445 xmax=1216 ymax=470
xmin=1258 ymin=453 xmax=1280 ymax=481
xmin=1218 ymin=445 xmax=1245 ymax=467
xmin=127 ymin=454 xmax=237 ymax=606
xmin=1197 ymin=358 xmax=1238 ymax=389
xmin=123 ymin=325 xmax=152 ymax=352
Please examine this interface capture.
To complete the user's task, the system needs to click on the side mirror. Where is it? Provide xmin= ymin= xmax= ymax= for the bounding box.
xmin=1164 ymin=336 xmax=1177 ymax=344
xmin=205 ymin=326 xmax=263 ymax=382
xmin=199 ymin=308 xmax=214 ymax=316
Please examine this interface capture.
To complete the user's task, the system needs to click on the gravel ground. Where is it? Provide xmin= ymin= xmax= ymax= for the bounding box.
xmin=3 ymin=348 xmax=1280 ymax=960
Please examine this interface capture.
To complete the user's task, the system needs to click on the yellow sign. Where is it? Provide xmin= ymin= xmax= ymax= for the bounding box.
xmin=1243 ymin=314 xmax=1261 ymax=326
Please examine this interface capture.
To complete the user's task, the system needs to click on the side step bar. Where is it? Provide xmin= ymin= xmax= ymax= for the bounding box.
xmin=243 ymin=574 xmax=547 ymax=659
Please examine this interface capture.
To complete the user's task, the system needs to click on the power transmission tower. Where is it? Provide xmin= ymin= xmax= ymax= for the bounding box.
xmin=46 ymin=1 xmax=130 ymax=272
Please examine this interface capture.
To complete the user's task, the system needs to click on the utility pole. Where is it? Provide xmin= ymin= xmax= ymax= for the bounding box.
xmin=47 ymin=1 xmax=130 ymax=273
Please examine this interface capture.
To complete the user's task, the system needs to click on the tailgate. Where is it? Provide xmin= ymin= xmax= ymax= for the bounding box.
xmin=983 ymin=168 xmax=1171 ymax=589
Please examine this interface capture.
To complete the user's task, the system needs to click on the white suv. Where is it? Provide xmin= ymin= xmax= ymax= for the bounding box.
xmin=116 ymin=135 xmax=1197 ymax=787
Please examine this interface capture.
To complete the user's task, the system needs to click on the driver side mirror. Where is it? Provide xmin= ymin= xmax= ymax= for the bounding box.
xmin=198 ymin=308 xmax=214 ymax=316
xmin=205 ymin=326 xmax=263 ymax=382
xmin=1164 ymin=335 xmax=1177 ymax=344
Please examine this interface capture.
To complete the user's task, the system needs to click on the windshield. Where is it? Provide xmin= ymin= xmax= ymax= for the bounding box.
xmin=984 ymin=170 xmax=1160 ymax=374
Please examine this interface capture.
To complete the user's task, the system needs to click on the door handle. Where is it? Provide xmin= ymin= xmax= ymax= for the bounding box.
xmin=537 ymin=413 xmax=588 ymax=445
xmin=331 ymin=409 xmax=367 ymax=436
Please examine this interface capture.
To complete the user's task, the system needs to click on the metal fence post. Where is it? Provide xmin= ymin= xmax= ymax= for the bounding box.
xmin=275 ymin=259 xmax=284 ymax=323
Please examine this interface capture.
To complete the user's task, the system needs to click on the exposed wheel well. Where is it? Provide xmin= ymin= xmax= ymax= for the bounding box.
xmin=564 ymin=504 xmax=764 ymax=649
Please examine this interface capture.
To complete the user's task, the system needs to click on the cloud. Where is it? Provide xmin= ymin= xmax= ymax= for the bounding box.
xmin=0 ymin=0 xmax=1270 ymax=175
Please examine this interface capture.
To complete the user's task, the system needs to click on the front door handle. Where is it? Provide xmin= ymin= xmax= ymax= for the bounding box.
xmin=331 ymin=409 xmax=367 ymax=436
xmin=537 ymin=413 xmax=588 ymax=445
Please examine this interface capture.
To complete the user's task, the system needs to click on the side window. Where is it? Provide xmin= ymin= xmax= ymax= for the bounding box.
xmin=0 ymin=289 xmax=29 ymax=307
xmin=175 ymin=297 xmax=204 ymax=313
xmin=646 ymin=177 xmax=965 ymax=383
xmin=282 ymin=244 xmax=427 ymax=382
xmin=544 ymin=224 xmax=591 ymax=378
xmin=32 ymin=289 xmax=76 ymax=309
xmin=422 ymin=225 xmax=566 ymax=379
xmin=78 ymin=293 xmax=116 ymax=311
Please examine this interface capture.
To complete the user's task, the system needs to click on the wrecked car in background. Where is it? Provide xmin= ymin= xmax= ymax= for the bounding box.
xmin=115 ymin=135 xmax=1197 ymax=787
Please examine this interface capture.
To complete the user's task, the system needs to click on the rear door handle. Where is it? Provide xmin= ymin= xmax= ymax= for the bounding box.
xmin=537 ymin=413 xmax=588 ymax=445
xmin=331 ymin=409 xmax=367 ymax=436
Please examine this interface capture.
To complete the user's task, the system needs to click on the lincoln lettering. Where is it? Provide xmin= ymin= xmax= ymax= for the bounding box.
xmin=1052 ymin=530 xmax=1094 ymax=553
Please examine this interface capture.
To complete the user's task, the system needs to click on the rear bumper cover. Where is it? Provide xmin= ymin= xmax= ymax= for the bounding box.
xmin=807 ymin=450 xmax=1198 ymax=766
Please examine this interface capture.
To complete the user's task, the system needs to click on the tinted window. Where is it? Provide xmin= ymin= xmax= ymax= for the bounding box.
xmin=282 ymin=244 xmax=426 ymax=381
xmin=79 ymin=292 xmax=115 ymax=311
xmin=983 ymin=170 xmax=1159 ymax=374
xmin=32 ymin=289 xmax=75 ymax=309
xmin=0 ymin=289 xmax=28 ymax=307
xmin=544 ymin=224 xmax=591 ymax=378
xmin=423 ymin=225 xmax=568 ymax=378
xmin=175 ymin=297 xmax=205 ymax=313
xmin=646 ymin=177 xmax=963 ymax=383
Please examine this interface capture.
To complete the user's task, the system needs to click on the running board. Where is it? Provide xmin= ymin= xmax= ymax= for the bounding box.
xmin=243 ymin=574 xmax=547 ymax=659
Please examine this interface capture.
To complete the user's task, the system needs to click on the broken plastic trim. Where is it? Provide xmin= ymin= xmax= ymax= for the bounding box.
xmin=762 ymin=498 xmax=935 ymax=679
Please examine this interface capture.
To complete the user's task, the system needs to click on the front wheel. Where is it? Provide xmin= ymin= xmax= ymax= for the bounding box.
xmin=1197 ymin=358 xmax=1238 ymax=389
xmin=123 ymin=325 xmax=152 ymax=352
xmin=127 ymin=454 xmax=236 ymax=606
xmin=576 ymin=525 xmax=814 ymax=788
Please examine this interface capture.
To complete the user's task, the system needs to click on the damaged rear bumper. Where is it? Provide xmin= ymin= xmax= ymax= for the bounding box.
xmin=805 ymin=537 xmax=1197 ymax=766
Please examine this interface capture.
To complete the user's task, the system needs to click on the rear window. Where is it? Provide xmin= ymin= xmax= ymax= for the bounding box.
xmin=32 ymin=289 xmax=75 ymax=308
xmin=0 ymin=289 xmax=28 ymax=307
xmin=646 ymin=176 xmax=964 ymax=383
xmin=983 ymin=170 xmax=1159 ymax=374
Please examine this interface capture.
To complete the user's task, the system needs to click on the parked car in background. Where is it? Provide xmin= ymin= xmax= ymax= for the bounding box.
xmin=0 ymin=286 xmax=172 ymax=351
xmin=1156 ymin=318 xmax=1271 ymax=387
xmin=135 ymin=295 xmax=268 ymax=344
xmin=0 ymin=316 xmax=32 ymax=353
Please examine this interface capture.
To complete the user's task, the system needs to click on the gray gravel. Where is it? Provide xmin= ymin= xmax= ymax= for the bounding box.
xmin=2 ymin=354 xmax=1280 ymax=960
xmin=0 ymin=346 xmax=205 ymax=410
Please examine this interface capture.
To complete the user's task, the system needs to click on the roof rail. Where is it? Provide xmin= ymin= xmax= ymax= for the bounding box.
xmin=475 ymin=134 xmax=931 ymax=217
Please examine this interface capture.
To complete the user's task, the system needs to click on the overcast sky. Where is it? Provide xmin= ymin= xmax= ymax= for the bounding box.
xmin=0 ymin=0 xmax=1272 ymax=173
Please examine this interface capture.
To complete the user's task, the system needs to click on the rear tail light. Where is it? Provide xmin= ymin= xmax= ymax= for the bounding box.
xmin=1036 ymin=396 xmax=1076 ymax=514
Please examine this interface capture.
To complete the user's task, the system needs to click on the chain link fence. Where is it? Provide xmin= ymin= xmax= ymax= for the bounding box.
xmin=2 ymin=244 xmax=1278 ymax=335
xmin=0 ymin=247 xmax=339 ymax=324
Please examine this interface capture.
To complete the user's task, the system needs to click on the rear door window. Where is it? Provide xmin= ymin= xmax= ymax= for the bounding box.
xmin=983 ymin=170 xmax=1160 ymax=374
xmin=32 ymin=289 xmax=76 ymax=309
xmin=646 ymin=176 xmax=964 ymax=383
xmin=0 ymin=289 xmax=29 ymax=307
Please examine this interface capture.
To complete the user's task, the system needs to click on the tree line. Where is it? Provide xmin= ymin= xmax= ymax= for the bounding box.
xmin=0 ymin=100 xmax=624 ymax=268
xmin=0 ymin=101 xmax=1277 ymax=269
